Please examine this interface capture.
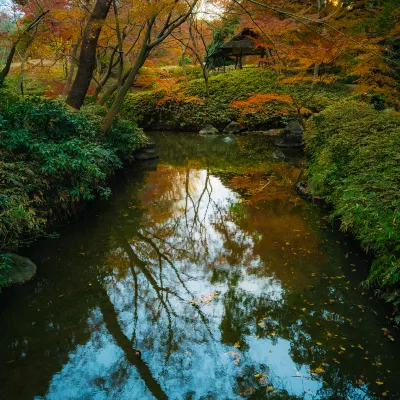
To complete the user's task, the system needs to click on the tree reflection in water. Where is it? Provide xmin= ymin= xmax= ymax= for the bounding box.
xmin=1 ymin=135 xmax=400 ymax=400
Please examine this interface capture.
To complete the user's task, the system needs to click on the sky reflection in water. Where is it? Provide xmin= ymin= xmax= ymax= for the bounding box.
xmin=1 ymin=134 xmax=399 ymax=400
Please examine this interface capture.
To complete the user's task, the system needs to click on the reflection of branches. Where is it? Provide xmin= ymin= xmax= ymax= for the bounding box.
xmin=136 ymin=230 xmax=215 ymax=341
xmin=113 ymin=228 xmax=175 ymax=361
xmin=99 ymin=293 xmax=169 ymax=400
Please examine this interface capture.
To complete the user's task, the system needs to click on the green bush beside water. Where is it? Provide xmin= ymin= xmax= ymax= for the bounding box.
xmin=0 ymin=92 xmax=147 ymax=282
xmin=304 ymin=98 xmax=400 ymax=308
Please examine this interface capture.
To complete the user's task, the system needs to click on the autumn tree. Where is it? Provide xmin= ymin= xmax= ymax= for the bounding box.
xmin=0 ymin=3 xmax=49 ymax=86
xmin=66 ymin=0 xmax=113 ymax=109
xmin=100 ymin=0 xmax=201 ymax=133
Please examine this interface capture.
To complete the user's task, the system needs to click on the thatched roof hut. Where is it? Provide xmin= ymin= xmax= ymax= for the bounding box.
xmin=208 ymin=28 xmax=266 ymax=69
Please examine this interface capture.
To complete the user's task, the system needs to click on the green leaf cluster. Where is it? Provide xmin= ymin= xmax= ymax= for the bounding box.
xmin=0 ymin=92 xmax=147 ymax=261
xmin=304 ymin=98 xmax=400 ymax=303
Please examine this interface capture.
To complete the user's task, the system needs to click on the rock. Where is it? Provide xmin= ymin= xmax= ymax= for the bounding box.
xmin=223 ymin=121 xmax=241 ymax=134
xmin=135 ymin=152 xmax=159 ymax=161
xmin=134 ymin=142 xmax=159 ymax=161
xmin=275 ymin=119 xmax=304 ymax=148
xmin=296 ymin=181 xmax=325 ymax=203
xmin=272 ymin=150 xmax=286 ymax=160
xmin=199 ymin=125 xmax=219 ymax=135
xmin=2 ymin=254 xmax=37 ymax=287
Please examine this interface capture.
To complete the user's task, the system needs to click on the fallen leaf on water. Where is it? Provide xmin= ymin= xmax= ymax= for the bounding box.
xmin=376 ymin=381 xmax=384 ymax=385
xmin=234 ymin=341 xmax=240 ymax=348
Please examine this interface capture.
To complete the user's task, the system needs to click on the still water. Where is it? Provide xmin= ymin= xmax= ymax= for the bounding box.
xmin=0 ymin=133 xmax=399 ymax=400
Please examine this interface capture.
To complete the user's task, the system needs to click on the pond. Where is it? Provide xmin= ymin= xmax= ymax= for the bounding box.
xmin=0 ymin=133 xmax=399 ymax=400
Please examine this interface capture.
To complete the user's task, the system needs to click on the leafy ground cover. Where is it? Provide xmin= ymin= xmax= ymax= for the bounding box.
xmin=304 ymin=96 xmax=400 ymax=310
xmin=0 ymin=89 xmax=147 ymax=284
xmin=121 ymin=68 xmax=350 ymax=131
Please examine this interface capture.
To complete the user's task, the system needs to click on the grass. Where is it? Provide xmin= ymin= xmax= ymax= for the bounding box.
xmin=304 ymin=96 xmax=400 ymax=310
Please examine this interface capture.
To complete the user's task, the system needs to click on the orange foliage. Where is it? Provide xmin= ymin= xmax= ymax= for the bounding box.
xmin=230 ymin=93 xmax=311 ymax=116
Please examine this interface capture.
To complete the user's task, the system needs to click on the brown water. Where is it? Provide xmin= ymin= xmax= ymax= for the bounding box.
xmin=0 ymin=133 xmax=399 ymax=400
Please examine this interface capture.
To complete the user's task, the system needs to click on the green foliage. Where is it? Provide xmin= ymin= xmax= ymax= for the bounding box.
xmin=206 ymin=17 xmax=239 ymax=68
xmin=0 ymin=92 xmax=146 ymax=255
xmin=160 ymin=65 xmax=202 ymax=79
xmin=122 ymin=69 xmax=350 ymax=130
xmin=304 ymin=98 xmax=400 ymax=302
xmin=186 ymin=69 xmax=278 ymax=102
xmin=2 ymin=74 xmax=49 ymax=96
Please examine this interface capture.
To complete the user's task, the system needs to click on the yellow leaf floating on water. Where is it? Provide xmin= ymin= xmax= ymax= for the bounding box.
xmin=376 ymin=381 xmax=384 ymax=385
xmin=340 ymin=346 xmax=346 ymax=351
xmin=316 ymin=342 xmax=323 ymax=346
xmin=382 ymin=392 xmax=388 ymax=397
xmin=234 ymin=341 xmax=240 ymax=348
xmin=254 ymin=373 xmax=260 ymax=378
xmin=314 ymin=367 xmax=325 ymax=374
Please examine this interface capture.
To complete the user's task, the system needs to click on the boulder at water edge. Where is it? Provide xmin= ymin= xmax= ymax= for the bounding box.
xmin=134 ymin=142 xmax=159 ymax=161
xmin=2 ymin=254 xmax=37 ymax=287
xmin=275 ymin=119 xmax=303 ymax=148
xmin=223 ymin=121 xmax=241 ymax=134
xmin=272 ymin=149 xmax=286 ymax=160
xmin=199 ymin=125 xmax=219 ymax=135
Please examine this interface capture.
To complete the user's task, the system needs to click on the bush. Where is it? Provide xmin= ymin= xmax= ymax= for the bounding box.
xmin=121 ymin=69 xmax=350 ymax=131
xmin=0 ymin=93 xmax=146 ymax=255
xmin=304 ymin=98 xmax=400 ymax=304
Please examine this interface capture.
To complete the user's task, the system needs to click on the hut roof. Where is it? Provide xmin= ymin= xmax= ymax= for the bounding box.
xmin=221 ymin=28 xmax=261 ymax=49
xmin=209 ymin=28 xmax=265 ymax=58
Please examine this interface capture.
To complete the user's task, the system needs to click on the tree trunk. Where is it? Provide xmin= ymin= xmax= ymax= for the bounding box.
xmin=0 ymin=42 xmax=17 ymax=86
xmin=0 ymin=10 xmax=49 ymax=86
xmin=101 ymin=43 xmax=149 ymax=133
xmin=202 ymin=66 xmax=209 ymax=97
xmin=16 ymin=54 xmax=28 ymax=95
xmin=311 ymin=63 xmax=320 ymax=90
xmin=66 ymin=0 xmax=112 ymax=110
xmin=63 ymin=37 xmax=81 ymax=96
xmin=97 ymin=66 xmax=132 ymax=105
xmin=180 ymin=43 xmax=188 ymax=86
xmin=93 ymin=47 xmax=118 ymax=99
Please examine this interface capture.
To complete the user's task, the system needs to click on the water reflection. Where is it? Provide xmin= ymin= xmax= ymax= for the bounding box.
xmin=0 ymin=134 xmax=399 ymax=400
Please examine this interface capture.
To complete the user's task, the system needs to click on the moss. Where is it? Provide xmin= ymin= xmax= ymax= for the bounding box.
xmin=304 ymin=98 xmax=400 ymax=305
xmin=121 ymin=68 xmax=350 ymax=131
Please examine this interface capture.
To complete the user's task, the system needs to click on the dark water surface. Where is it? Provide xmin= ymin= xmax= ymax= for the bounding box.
xmin=1 ymin=133 xmax=399 ymax=400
